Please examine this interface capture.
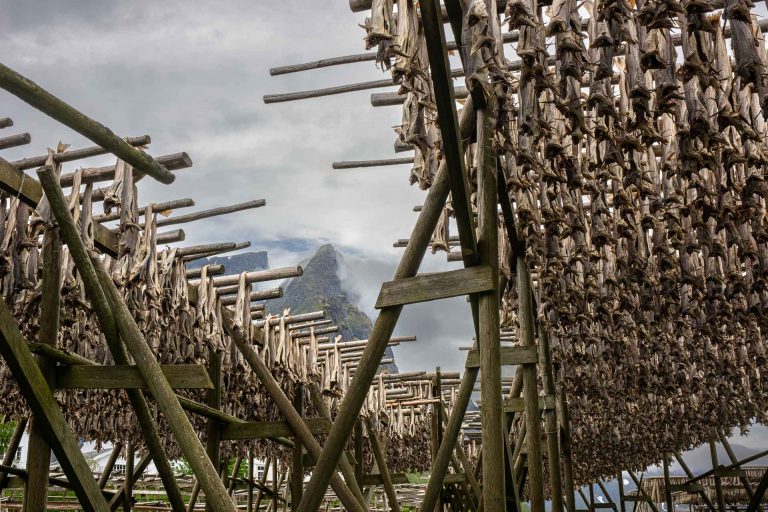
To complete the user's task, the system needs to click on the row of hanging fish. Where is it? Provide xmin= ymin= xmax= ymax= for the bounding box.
xmin=0 ymin=153 xmax=446 ymax=472
xmin=361 ymin=0 xmax=768 ymax=486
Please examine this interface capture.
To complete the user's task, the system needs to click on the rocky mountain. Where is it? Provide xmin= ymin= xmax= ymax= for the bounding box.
xmin=190 ymin=244 xmax=397 ymax=372
xmin=269 ymin=244 xmax=398 ymax=372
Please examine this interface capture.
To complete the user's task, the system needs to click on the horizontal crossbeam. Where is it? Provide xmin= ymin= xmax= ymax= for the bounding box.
xmin=55 ymin=365 xmax=213 ymax=390
xmin=376 ymin=266 xmax=494 ymax=309
xmin=466 ymin=345 xmax=538 ymax=369
xmin=220 ymin=418 xmax=332 ymax=440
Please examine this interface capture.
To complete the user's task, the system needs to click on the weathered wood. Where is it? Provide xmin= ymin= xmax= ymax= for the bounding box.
xmin=174 ymin=242 xmax=237 ymax=258
xmin=55 ymin=364 xmax=213 ymax=390
xmin=220 ymin=289 xmax=282 ymax=305
xmin=518 ymin=259 xmax=544 ymax=512
xmin=361 ymin=474 xmax=410 ymax=486
xmin=0 ymin=62 xmax=174 ymax=183
xmin=718 ymin=431 xmax=755 ymax=498
xmin=465 ymin=346 xmax=538 ymax=369
xmin=227 ymin=457 xmax=243 ymax=496
xmin=221 ymin=418 xmax=332 ymax=440
xmin=186 ymin=265 xmax=226 ymax=279
xmin=0 ymin=418 xmax=28 ymax=491
xmin=197 ymin=266 xmax=303 ymax=288
xmin=663 ymin=455 xmax=674 ymax=512
xmin=64 ymin=152 xmax=191 ymax=190
xmin=365 ymin=418 xmax=401 ymax=512
xmin=306 ymin=382 xmax=366 ymax=506
xmin=149 ymin=199 xmax=265 ymax=228
xmin=710 ymin=440 xmax=727 ymax=512
xmin=0 ymin=132 xmax=30 ymax=150
xmin=0 ymin=301 xmax=110 ymax=511
xmin=291 ymin=386 xmax=304 ymax=509
xmin=540 ymin=326 xmax=564 ymax=512
xmin=746 ymin=467 xmax=768 ymax=512
xmin=12 ymin=135 xmax=150 ymax=170
xmin=95 ymin=198 xmax=194 ymax=223
xmin=247 ymin=449 xmax=256 ymax=512
xmin=183 ymin=241 xmax=253 ymax=263
xmin=375 ymin=266 xmax=494 ymax=308
xmin=205 ymin=349 xmax=223 ymax=512
xmin=626 ymin=472 xmax=661 ymax=512
xmin=23 ymin=222 xmax=61 ymax=512
xmin=0 ymin=118 xmax=12 ymax=128
xmin=502 ymin=395 xmax=556 ymax=413
xmin=98 ymin=443 xmax=123 ymax=489
xmin=333 ymin=158 xmax=414 ymax=170
xmin=38 ymin=167 xmax=231 ymax=512
xmin=219 ymin=306 xmax=368 ymax=512
xmin=671 ymin=453 xmax=717 ymax=512
xmin=156 ymin=229 xmax=186 ymax=244
xmin=120 ymin=443 xmax=135 ymax=511
xmin=252 ymin=310 xmax=324 ymax=328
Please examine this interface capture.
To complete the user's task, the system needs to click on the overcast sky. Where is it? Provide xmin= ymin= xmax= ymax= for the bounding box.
xmin=2 ymin=0 xmax=765 ymax=476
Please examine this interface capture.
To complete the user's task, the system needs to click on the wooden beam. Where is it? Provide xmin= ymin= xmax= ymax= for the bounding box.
xmin=0 ymin=117 xmax=12 ymax=128
xmin=195 ymin=266 xmax=303 ymax=288
xmin=0 ymin=301 xmax=110 ymax=511
xmin=502 ymin=395 xmax=556 ymax=413
xmin=0 ymin=62 xmax=175 ymax=183
xmin=12 ymin=135 xmax=151 ymax=170
xmin=375 ymin=266 xmax=494 ymax=308
xmin=465 ymin=346 xmax=538 ymax=369
xmin=0 ymin=132 xmax=31 ymax=150
xmin=365 ymin=419 xmax=401 ymax=512
xmin=151 ymin=199 xmax=266 ymax=228
xmin=0 ymin=418 xmax=28 ymax=491
xmin=55 ymin=364 xmax=213 ymax=390
xmin=746 ymin=467 xmax=768 ymax=512
xmin=94 ymin=197 xmax=194 ymax=223
xmin=156 ymin=229 xmax=186 ymax=244
xmin=361 ymin=474 xmax=410 ymax=486
xmin=221 ymin=418 xmax=332 ymax=440
xmin=333 ymin=157 xmax=414 ymax=169
xmin=38 ymin=167 xmax=232 ymax=512
xmin=64 ymin=152 xmax=191 ymax=190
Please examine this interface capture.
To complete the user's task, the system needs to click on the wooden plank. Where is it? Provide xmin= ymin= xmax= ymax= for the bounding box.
xmin=361 ymin=474 xmax=409 ymax=486
xmin=55 ymin=364 xmax=213 ymax=389
xmin=714 ymin=468 xmax=745 ymax=478
xmin=444 ymin=474 xmax=468 ymax=485
xmin=0 ymin=157 xmax=119 ymax=256
xmin=503 ymin=395 xmax=556 ymax=413
xmin=0 ymin=299 xmax=110 ymax=511
xmin=375 ymin=266 xmax=494 ymax=309
xmin=466 ymin=345 xmax=538 ymax=369
xmin=220 ymin=418 xmax=333 ymax=441
xmin=669 ymin=484 xmax=704 ymax=493
xmin=623 ymin=497 xmax=653 ymax=502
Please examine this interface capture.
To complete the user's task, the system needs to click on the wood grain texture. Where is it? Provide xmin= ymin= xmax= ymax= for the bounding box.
xmin=465 ymin=345 xmax=537 ymax=368
xmin=221 ymin=418 xmax=332 ymax=440
xmin=375 ymin=266 xmax=494 ymax=309
xmin=55 ymin=364 xmax=213 ymax=390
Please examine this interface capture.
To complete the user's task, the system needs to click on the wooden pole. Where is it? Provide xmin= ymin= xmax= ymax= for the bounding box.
xmin=99 ymin=443 xmax=124 ymax=489
xmin=23 ymin=220 xmax=62 ymax=512
xmin=365 ymin=419 xmax=401 ymax=512
xmin=559 ymin=389 xmax=577 ymax=512
xmin=247 ymin=450 xmax=255 ymax=512
xmin=0 ymin=62 xmax=174 ymax=183
xmin=253 ymin=458 xmax=273 ymax=512
xmin=219 ymin=308 xmax=368 ymax=512
xmin=0 ymin=418 xmax=28 ymax=490
xmin=291 ymin=385 xmax=305 ymax=510
xmin=617 ymin=473 xmax=626 ymax=512
xmin=627 ymin=472 xmax=661 ymax=512
xmin=745 ymin=466 xmax=768 ymax=512
xmin=540 ymin=327 xmax=563 ymax=512
xmin=0 ymin=117 xmax=12 ymax=128
xmin=206 ymin=349 xmax=223 ymax=512
xmin=332 ymin=158 xmax=414 ymax=169
xmin=718 ymin=431 xmax=755 ymax=498
xmin=0 ymin=132 xmax=31 ymax=150
xmin=355 ymin=419 xmax=365 ymax=488
xmin=37 ymin=167 xmax=189 ymax=512
xmin=0 ymin=300 xmax=110 ymax=511
xmin=710 ymin=440 xmax=727 ymax=512
xmin=306 ymin=382 xmax=366 ymax=505
xmin=662 ymin=455 xmax=674 ymax=512
xmin=187 ymin=481 xmax=201 ymax=512
xmin=95 ymin=198 xmax=195 ymax=223
xmin=228 ymin=457 xmax=243 ymax=496
xmin=12 ymin=135 xmax=151 ymax=170
xmin=152 ymin=199 xmax=266 ymax=228
xmin=124 ymin=443 xmax=135 ymax=512
xmin=672 ymin=453 xmax=717 ymax=512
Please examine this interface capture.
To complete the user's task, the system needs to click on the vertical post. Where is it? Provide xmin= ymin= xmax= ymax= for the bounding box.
xmin=718 ymin=431 xmax=755 ymax=499
xmin=124 ymin=443 xmax=134 ymax=512
xmin=206 ymin=349 xmax=223 ymax=512
xmin=355 ymin=420 xmax=365 ymax=488
xmin=254 ymin=458 xmax=272 ymax=512
xmin=247 ymin=449 xmax=255 ymax=512
xmin=433 ymin=367 xmax=445 ymax=512
xmin=709 ymin=440 xmax=726 ymax=512
xmin=23 ymin=224 xmax=61 ymax=512
xmin=291 ymin=385 xmax=305 ymax=510
xmin=477 ymin=105 xmax=505 ymax=512
xmin=672 ymin=453 xmax=716 ymax=512
xmin=559 ymin=388 xmax=576 ymax=512
xmin=662 ymin=455 xmax=673 ymax=512
xmin=539 ymin=327 xmax=563 ymax=512
xmin=617 ymin=473 xmax=626 ymax=512
xmin=517 ymin=257 xmax=544 ymax=512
